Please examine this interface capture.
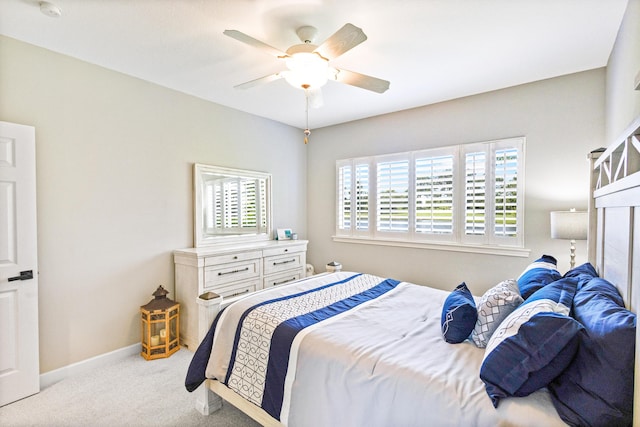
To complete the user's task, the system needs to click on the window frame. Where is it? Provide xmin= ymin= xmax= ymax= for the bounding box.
xmin=335 ymin=137 xmax=526 ymax=255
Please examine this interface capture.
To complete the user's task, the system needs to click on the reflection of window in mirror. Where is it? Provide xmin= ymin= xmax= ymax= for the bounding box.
xmin=194 ymin=164 xmax=272 ymax=247
xmin=203 ymin=175 xmax=267 ymax=234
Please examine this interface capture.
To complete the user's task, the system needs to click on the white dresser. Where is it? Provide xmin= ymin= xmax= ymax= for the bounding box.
xmin=174 ymin=239 xmax=308 ymax=349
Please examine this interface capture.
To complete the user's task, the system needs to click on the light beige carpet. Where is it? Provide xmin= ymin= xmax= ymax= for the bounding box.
xmin=0 ymin=348 xmax=260 ymax=427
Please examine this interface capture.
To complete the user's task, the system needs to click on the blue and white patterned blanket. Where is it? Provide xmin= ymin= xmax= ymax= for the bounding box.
xmin=186 ymin=273 xmax=400 ymax=420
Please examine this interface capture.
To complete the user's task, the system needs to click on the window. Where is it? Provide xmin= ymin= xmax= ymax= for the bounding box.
xmin=336 ymin=137 xmax=525 ymax=250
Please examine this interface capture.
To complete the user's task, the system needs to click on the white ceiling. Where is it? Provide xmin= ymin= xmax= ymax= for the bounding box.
xmin=0 ymin=0 xmax=629 ymax=129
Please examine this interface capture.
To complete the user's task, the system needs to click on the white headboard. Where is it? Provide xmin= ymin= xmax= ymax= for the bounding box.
xmin=588 ymin=115 xmax=640 ymax=424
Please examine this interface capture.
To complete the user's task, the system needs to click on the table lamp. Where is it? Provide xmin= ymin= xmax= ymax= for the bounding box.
xmin=550 ymin=208 xmax=588 ymax=269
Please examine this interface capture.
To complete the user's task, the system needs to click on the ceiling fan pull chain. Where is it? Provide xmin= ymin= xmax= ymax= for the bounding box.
xmin=303 ymin=87 xmax=311 ymax=144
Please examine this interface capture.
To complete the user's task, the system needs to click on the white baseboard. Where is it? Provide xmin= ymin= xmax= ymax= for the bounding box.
xmin=40 ymin=343 xmax=140 ymax=389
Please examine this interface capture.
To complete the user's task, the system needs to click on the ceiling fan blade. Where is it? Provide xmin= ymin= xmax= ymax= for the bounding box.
xmin=306 ymin=88 xmax=324 ymax=108
xmin=314 ymin=23 xmax=367 ymax=60
xmin=234 ymin=73 xmax=284 ymax=90
xmin=333 ymin=68 xmax=390 ymax=93
xmin=223 ymin=30 xmax=287 ymax=58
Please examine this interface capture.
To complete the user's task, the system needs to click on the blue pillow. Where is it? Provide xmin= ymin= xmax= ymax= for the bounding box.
xmin=517 ymin=255 xmax=562 ymax=300
xmin=549 ymin=278 xmax=636 ymax=426
xmin=577 ymin=276 xmax=624 ymax=306
xmin=563 ymin=262 xmax=598 ymax=290
xmin=480 ymin=277 xmax=582 ymax=407
xmin=441 ymin=282 xmax=477 ymax=344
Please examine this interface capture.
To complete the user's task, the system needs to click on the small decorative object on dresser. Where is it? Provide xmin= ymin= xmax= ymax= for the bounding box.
xmin=276 ymin=228 xmax=293 ymax=240
xmin=174 ymin=239 xmax=308 ymax=349
xmin=326 ymin=261 xmax=342 ymax=272
xmin=140 ymin=285 xmax=180 ymax=360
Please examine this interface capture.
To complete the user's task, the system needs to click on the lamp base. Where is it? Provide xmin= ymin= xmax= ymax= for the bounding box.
xmin=569 ymin=239 xmax=576 ymax=269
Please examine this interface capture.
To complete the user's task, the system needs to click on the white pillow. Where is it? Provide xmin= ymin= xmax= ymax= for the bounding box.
xmin=471 ymin=279 xmax=523 ymax=348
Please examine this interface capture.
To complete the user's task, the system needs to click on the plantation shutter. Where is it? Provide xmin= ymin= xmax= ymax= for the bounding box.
xmin=465 ymin=150 xmax=487 ymax=237
xmin=258 ymin=178 xmax=267 ymax=230
xmin=354 ymin=162 xmax=370 ymax=231
xmin=377 ymin=158 xmax=409 ymax=233
xmin=415 ymin=154 xmax=454 ymax=235
xmin=492 ymin=144 xmax=521 ymax=244
xmin=204 ymin=178 xmax=266 ymax=234
xmin=240 ymin=179 xmax=255 ymax=228
xmin=337 ymin=162 xmax=352 ymax=233
xmin=335 ymin=137 xmax=524 ymax=249
xmin=204 ymin=182 xmax=217 ymax=230
xmin=226 ymin=180 xmax=240 ymax=228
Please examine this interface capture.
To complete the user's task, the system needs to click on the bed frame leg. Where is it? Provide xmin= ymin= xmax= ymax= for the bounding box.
xmin=195 ymin=379 xmax=223 ymax=415
xmin=195 ymin=292 xmax=224 ymax=415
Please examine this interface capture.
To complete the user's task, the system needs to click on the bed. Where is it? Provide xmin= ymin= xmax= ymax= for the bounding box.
xmin=185 ymin=116 xmax=640 ymax=426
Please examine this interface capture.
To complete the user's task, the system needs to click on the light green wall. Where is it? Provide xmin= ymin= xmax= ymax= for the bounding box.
xmin=307 ymin=69 xmax=605 ymax=293
xmin=0 ymin=35 xmax=307 ymax=373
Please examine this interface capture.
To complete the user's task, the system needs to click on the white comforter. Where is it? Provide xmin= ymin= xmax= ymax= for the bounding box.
xmin=205 ymin=272 xmax=567 ymax=427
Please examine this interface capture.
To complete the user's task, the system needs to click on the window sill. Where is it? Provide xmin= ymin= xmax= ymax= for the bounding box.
xmin=332 ymin=235 xmax=531 ymax=258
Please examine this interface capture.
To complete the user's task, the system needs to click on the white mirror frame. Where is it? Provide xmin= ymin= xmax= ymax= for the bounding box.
xmin=193 ymin=163 xmax=272 ymax=247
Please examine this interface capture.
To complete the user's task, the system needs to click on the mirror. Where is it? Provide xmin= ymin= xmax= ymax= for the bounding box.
xmin=194 ymin=164 xmax=272 ymax=247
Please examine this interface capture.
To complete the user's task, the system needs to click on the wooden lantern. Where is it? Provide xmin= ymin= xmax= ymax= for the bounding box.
xmin=140 ymin=285 xmax=180 ymax=360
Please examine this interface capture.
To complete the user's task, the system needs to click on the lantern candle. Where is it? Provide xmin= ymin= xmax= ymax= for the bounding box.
xmin=150 ymin=335 xmax=160 ymax=346
xmin=159 ymin=328 xmax=166 ymax=343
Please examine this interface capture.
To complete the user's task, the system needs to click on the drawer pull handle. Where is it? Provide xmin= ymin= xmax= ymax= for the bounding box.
xmin=273 ymin=259 xmax=296 ymax=266
xmin=218 ymin=267 xmax=250 ymax=276
xmin=273 ymin=277 xmax=296 ymax=286
xmin=229 ymin=289 xmax=250 ymax=297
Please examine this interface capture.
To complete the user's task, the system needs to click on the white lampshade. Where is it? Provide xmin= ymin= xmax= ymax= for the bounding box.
xmin=550 ymin=210 xmax=588 ymax=240
xmin=283 ymin=52 xmax=329 ymax=89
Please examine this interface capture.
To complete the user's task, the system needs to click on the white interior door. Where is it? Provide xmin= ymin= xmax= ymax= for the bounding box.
xmin=0 ymin=121 xmax=39 ymax=407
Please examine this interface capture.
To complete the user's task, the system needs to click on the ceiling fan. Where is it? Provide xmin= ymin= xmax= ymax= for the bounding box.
xmin=223 ymin=23 xmax=390 ymax=107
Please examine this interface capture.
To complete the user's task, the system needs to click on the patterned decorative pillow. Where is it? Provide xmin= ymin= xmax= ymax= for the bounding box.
xmin=517 ymin=255 xmax=562 ymax=300
xmin=480 ymin=277 xmax=582 ymax=408
xmin=471 ymin=279 xmax=523 ymax=348
xmin=441 ymin=282 xmax=477 ymax=344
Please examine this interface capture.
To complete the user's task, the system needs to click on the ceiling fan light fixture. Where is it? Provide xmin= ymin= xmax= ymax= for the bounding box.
xmin=283 ymin=52 xmax=329 ymax=89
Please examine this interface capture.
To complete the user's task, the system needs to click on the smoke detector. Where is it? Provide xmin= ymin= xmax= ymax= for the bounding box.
xmin=39 ymin=1 xmax=62 ymax=18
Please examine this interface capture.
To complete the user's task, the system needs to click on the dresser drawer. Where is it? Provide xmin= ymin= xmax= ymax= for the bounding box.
xmin=204 ymin=259 xmax=260 ymax=287
xmin=263 ymin=270 xmax=303 ymax=288
xmin=207 ymin=279 xmax=261 ymax=300
xmin=263 ymin=252 xmax=303 ymax=275
xmin=262 ymin=244 xmax=306 ymax=258
xmin=203 ymin=250 xmax=262 ymax=267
